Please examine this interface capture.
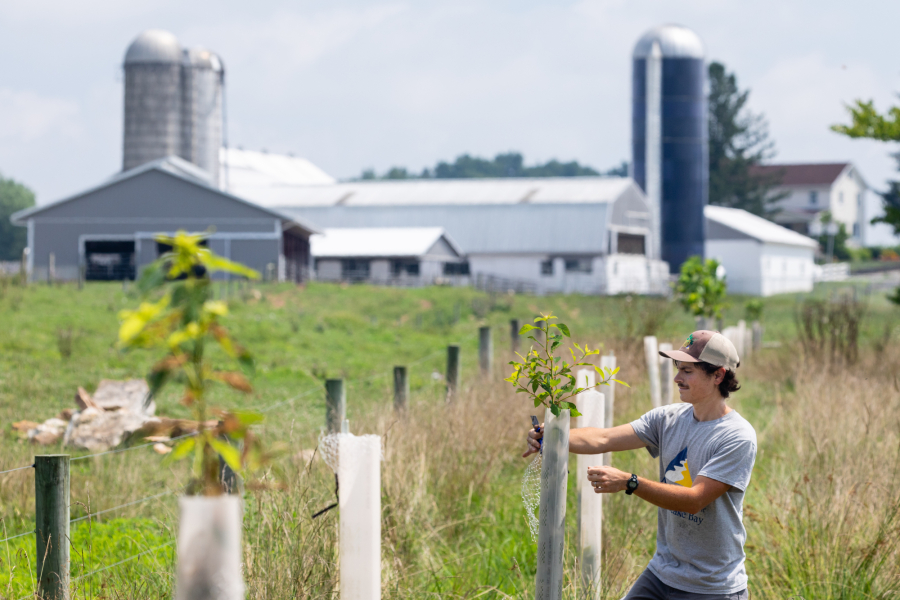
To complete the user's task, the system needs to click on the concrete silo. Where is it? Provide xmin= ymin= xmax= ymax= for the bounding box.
xmin=181 ymin=48 xmax=224 ymax=186
xmin=123 ymin=30 xmax=183 ymax=172
xmin=631 ymin=24 xmax=708 ymax=272
xmin=122 ymin=30 xmax=225 ymax=186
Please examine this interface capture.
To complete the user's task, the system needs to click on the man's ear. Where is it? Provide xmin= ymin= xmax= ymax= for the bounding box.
xmin=715 ymin=367 xmax=726 ymax=385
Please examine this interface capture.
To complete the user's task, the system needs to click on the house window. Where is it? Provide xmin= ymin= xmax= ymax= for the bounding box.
xmin=809 ymin=191 xmax=818 ymax=205
xmin=443 ymin=262 xmax=470 ymax=276
xmin=617 ymin=233 xmax=645 ymax=255
xmin=853 ymin=223 xmax=860 ymax=237
xmin=564 ymin=257 xmax=592 ymax=274
xmin=341 ymin=259 xmax=370 ymax=282
xmin=540 ymin=260 xmax=554 ymax=276
xmin=391 ymin=259 xmax=419 ymax=276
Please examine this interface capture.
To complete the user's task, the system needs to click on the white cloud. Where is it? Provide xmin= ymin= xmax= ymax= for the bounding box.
xmin=0 ymin=89 xmax=81 ymax=142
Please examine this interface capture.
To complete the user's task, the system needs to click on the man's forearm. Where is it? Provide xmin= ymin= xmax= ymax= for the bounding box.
xmin=568 ymin=427 xmax=607 ymax=454
xmin=632 ymin=477 xmax=704 ymax=514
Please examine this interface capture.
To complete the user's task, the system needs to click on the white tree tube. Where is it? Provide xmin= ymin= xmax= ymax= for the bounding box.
xmin=600 ymin=354 xmax=616 ymax=467
xmin=644 ymin=336 xmax=661 ymax=408
xmin=575 ymin=390 xmax=605 ymax=598
xmin=535 ymin=407 xmax=569 ymax=600
xmin=175 ymin=496 xmax=244 ymax=600
xmin=339 ymin=434 xmax=382 ymax=600
xmin=658 ymin=343 xmax=674 ymax=405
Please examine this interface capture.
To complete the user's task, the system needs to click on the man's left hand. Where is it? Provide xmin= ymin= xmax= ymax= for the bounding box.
xmin=586 ymin=465 xmax=631 ymax=493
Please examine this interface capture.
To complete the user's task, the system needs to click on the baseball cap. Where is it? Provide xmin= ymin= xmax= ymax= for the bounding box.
xmin=659 ymin=330 xmax=740 ymax=372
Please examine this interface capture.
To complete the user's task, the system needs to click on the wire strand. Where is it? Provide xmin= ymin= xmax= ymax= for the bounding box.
xmin=71 ymin=491 xmax=174 ymax=524
xmin=0 ymin=465 xmax=34 ymax=476
xmin=72 ymin=540 xmax=175 ymax=582
xmin=71 ymin=433 xmax=196 ymax=462
xmin=0 ymin=530 xmax=34 ymax=544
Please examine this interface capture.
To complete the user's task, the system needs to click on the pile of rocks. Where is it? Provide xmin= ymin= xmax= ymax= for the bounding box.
xmin=16 ymin=379 xmax=218 ymax=453
xmin=17 ymin=379 xmax=156 ymax=452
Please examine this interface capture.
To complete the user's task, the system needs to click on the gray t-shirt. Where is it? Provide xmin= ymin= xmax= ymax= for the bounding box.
xmin=630 ymin=403 xmax=757 ymax=595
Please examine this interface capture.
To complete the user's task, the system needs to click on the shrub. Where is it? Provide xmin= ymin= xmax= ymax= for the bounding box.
xmin=674 ymin=256 xmax=727 ymax=320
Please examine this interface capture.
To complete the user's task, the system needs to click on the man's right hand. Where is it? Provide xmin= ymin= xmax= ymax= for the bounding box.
xmin=523 ymin=423 xmax=544 ymax=458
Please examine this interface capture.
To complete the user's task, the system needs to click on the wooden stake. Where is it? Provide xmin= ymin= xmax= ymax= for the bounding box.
xmin=478 ymin=326 xmax=492 ymax=376
xmin=446 ymin=345 xmax=460 ymax=401
xmin=35 ymin=455 xmax=69 ymax=600
xmin=393 ymin=366 xmax=408 ymax=411
xmin=510 ymin=319 xmax=520 ymax=354
xmin=325 ymin=379 xmax=346 ymax=433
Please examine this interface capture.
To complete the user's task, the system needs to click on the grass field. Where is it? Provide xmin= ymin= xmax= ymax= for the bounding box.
xmin=0 ymin=278 xmax=898 ymax=598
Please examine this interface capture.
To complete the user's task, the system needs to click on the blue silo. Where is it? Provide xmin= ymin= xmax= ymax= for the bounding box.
xmin=631 ymin=24 xmax=707 ymax=273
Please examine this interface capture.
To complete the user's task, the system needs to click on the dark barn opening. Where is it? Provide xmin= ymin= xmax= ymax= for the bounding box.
xmin=85 ymin=241 xmax=136 ymax=281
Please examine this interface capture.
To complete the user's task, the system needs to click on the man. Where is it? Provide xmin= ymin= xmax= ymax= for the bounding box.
xmin=524 ymin=330 xmax=757 ymax=600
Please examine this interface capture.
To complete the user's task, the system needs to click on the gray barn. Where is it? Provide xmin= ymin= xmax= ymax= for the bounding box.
xmin=11 ymin=156 xmax=316 ymax=282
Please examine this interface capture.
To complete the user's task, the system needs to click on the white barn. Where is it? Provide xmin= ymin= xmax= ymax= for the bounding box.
xmin=705 ymin=205 xmax=818 ymax=296
xmin=233 ymin=177 xmax=670 ymax=295
xmin=311 ymin=227 xmax=465 ymax=285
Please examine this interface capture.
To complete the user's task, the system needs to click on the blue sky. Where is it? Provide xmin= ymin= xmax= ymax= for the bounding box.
xmin=1 ymin=0 xmax=896 ymax=204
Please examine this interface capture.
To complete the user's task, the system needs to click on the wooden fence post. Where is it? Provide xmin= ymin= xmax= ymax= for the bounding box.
xmin=36 ymin=455 xmax=69 ymax=600
xmin=48 ymin=253 xmax=55 ymax=285
xmin=446 ymin=345 xmax=460 ymax=401
xmin=393 ymin=366 xmax=408 ymax=411
xmin=535 ymin=407 xmax=570 ymax=600
xmin=600 ymin=353 xmax=616 ymax=467
xmin=658 ymin=343 xmax=674 ymax=405
xmin=325 ymin=379 xmax=346 ymax=433
xmin=643 ymin=336 xmax=661 ymax=408
xmin=479 ymin=326 xmax=492 ymax=376
xmin=510 ymin=319 xmax=520 ymax=354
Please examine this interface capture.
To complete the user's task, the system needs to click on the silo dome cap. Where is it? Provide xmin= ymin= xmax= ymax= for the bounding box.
xmin=183 ymin=47 xmax=224 ymax=72
xmin=124 ymin=29 xmax=181 ymax=64
xmin=633 ymin=24 xmax=705 ymax=59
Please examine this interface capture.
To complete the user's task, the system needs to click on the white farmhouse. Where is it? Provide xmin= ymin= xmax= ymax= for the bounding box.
xmin=705 ymin=205 xmax=818 ymax=296
xmin=752 ymin=162 xmax=866 ymax=243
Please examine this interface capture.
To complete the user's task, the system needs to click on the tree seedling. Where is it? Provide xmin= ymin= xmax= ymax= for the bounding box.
xmin=505 ymin=313 xmax=627 ymax=417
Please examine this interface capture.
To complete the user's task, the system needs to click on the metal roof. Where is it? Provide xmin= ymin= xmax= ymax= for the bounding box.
xmin=633 ymin=24 xmax=705 ymax=59
xmin=11 ymin=156 xmax=319 ymax=236
xmin=241 ymin=176 xmax=635 ymax=209
xmin=705 ymin=205 xmax=818 ymax=248
xmin=750 ymin=163 xmax=852 ymax=187
xmin=311 ymin=227 xmax=463 ymax=258
xmin=124 ymin=30 xmax=181 ymax=64
xmin=221 ymin=148 xmax=336 ymax=198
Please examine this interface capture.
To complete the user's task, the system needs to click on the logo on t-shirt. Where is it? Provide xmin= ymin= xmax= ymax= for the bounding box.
xmin=664 ymin=447 xmax=693 ymax=487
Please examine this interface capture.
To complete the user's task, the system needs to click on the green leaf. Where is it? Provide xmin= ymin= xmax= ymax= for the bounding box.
xmin=232 ymin=410 xmax=264 ymax=426
xmin=612 ymin=366 xmax=620 ymax=375
xmin=550 ymin=340 xmax=561 ymax=351
xmin=209 ymin=438 xmax=243 ymax=472
xmin=612 ymin=378 xmax=630 ymax=388
xmin=519 ymin=324 xmax=538 ymax=334
xmin=533 ymin=397 xmax=543 ymax=407
xmin=169 ymin=437 xmax=196 ymax=460
xmin=569 ymin=408 xmax=582 ymax=417
xmin=550 ymin=404 xmax=560 ymax=417
xmin=557 ymin=323 xmax=570 ymax=337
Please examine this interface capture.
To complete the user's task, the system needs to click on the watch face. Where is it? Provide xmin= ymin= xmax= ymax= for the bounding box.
xmin=627 ymin=476 xmax=638 ymax=490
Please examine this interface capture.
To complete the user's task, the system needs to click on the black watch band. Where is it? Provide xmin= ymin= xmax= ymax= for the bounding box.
xmin=625 ymin=473 xmax=639 ymax=495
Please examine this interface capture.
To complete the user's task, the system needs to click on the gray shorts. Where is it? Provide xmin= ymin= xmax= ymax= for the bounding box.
xmin=623 ymin=569 xmax=749 ymax=600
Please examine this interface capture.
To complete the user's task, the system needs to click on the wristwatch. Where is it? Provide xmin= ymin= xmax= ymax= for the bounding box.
xmin=625 ymin=474 xmax=639 ymax=495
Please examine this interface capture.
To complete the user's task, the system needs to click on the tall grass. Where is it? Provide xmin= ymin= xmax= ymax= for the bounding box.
xmin=0 ymin=282 xmax=898 ymax=598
